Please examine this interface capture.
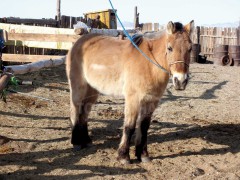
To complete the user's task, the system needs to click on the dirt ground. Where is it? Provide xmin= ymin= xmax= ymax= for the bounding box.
xmin=0 ymin=63 xmax=240 ymax=180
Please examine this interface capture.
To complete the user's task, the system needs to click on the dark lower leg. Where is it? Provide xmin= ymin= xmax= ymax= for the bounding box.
xmin=135 ymin=117 xmax=151 ymax=161
xmin=71 ymin=122 xmax=92 ymax=147
xmin=71 ymin=104 xmax=92 ymax=148
xmin=117 ymin=126 xmax=135 ymax=162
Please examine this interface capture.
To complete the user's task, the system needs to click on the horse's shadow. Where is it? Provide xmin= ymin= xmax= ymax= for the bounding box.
xmin=161 ymin=80 xmax=228 ymax=103
xmin=1 ymin=119 xmax=240 ymax=179
xmin=148 ymin=122 xmax=240 ymax=159
xmin=0 ymin=119 xmax=145 ymax=179
xmin=0 ymin=147 xmax=146 ymax=180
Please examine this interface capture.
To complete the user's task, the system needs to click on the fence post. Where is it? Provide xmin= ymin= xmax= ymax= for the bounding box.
xmin=237 ymin=26 xmax=240 ymax=46
xmin=56 ymin=0 xmax=61 ymax=27
xmin=133 ymin=6 xmax=139 ymax=29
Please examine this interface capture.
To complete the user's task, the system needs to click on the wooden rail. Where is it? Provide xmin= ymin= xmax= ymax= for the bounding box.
xmin=7 ymin=33 xmax=79 ymax=43
xmin=1 ymin=18 xmax=58 ymax=26
xmin=2 ymin=54 xmax=65 ymax=63
xmin=0 ymin=23 xmax=79 ymax=62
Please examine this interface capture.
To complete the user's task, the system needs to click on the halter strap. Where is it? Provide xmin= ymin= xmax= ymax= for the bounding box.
xmin=169 ymin=61 xmax=189 ymax=67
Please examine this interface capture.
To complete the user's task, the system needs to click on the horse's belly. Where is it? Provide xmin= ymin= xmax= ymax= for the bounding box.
xmin=84 ymin=63 xmax=124 ymax=97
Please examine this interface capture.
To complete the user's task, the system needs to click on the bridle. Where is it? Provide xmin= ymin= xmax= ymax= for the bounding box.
xmin=169 ymin=61 xmax=189 ymax=68
xmin=169 ymin=61 xmax=189 ymax=75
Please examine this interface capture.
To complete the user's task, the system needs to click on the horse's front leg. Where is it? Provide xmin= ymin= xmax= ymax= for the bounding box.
xmin=135 ymin=101 xmax=158 ymax=162
xmin=117 ymin=95 xmax=140 ymax=164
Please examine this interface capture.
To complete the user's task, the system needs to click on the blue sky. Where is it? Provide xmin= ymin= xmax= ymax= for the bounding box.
xmin=0 ymin=0 xmax=239 ymax=26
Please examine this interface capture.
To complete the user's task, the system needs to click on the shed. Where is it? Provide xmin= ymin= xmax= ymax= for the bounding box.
xmin=84 ymin=9 xmax=117 ymax=29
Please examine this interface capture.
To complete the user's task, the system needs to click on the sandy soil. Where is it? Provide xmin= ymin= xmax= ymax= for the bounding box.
xmin=0 ymin=63 xmax=240 ymax=180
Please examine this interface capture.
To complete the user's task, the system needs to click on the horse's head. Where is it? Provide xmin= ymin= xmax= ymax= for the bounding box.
xmin=166 ymin=20 xmax=194 ymax=90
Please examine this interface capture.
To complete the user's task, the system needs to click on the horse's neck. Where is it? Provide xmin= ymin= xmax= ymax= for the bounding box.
xmin=143 ymin=35 xmax=170 ymax=86
xmin=149 ymin=34 xmax=169 ymax=72
xmin=151 ymin=34 xmax=167 ymax=61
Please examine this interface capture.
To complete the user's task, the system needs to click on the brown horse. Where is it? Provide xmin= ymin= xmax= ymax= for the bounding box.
xmin=66 ymin=20 xmax=194 ymax=164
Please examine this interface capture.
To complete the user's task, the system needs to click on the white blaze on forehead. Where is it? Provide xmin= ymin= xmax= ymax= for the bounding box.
xmin=172 ymin=72 xmax=188 ymax=84
xmin=91 ymin=64 xmax=107 ymax=70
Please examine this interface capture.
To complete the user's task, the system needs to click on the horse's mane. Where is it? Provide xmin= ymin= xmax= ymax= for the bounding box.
xmin=174 ymin=22 xmax=184 ymax=31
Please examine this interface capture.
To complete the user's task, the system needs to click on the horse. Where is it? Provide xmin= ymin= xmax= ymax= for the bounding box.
xmin=66 ymin=20 xmax=194 ymax=164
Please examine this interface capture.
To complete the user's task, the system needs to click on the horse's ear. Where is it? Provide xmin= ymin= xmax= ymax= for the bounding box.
xmin=184 ymin=20 xmax=194 ymax=35
xmin=167 ymin=21 xmax=175 ymax=34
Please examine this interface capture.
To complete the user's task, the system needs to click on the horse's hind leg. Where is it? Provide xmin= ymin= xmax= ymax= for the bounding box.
xmin=70 ymin=82 xmax=98 ymax=150
xmin=135 ymin=101 xmax=158 ymax=162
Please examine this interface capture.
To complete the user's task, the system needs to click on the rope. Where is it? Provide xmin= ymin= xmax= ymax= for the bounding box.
xmin=108 ymin=0 xmax=169 ymax=74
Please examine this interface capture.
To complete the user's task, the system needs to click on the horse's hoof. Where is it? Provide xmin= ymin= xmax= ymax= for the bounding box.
xmin=73 ymin=142 xmax=93 ymax=151
xmin=73 ymin=145 xmax=83 ymax=151
xmin=117 ymin=156 xmax=131 ymax=165
xmin=119 ymin=159 xmax=131 ymax=165
xmin=141 ymin=157 xmax=151 ymax=163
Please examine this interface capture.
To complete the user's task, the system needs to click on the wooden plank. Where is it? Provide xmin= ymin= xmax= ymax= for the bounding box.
xmin=5 ymin=57 xmax=66 ymax=75
xmin=154 ymin=23 xmax=159 ymax=31
xmin=2 ymin=53 xmax=65 ymax=62
xmin=7 ymin=33 xmax=80 ymax=42
xmin=0 ymin=22 xmax=74 ymax=35
xmin=3 ymin=40 xmax=74 ymax=50
xmin=3 ymin=18 xmax=58 ymax=26
xmin=232 ymin=28 xmax=238 ymax=45
xmin=237 ymin=27 xmax=240 ymax=45
xmin=194 ymin=35 xmax=236 ymax=39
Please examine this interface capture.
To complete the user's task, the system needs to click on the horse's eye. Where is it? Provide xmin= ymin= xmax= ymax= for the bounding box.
xmin=167 ymin=46 xmax=173 ymax=52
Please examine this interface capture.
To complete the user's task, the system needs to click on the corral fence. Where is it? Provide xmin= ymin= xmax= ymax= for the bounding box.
xmin=0 ymin=16 xmax=85 ymax=59
xmin=0 ymin=16 xmax=84 ymax=29
xmin=0 ymin=17 xmax=240 ymax=64
xmin=141 ymin=22 xmax=240 ymax=65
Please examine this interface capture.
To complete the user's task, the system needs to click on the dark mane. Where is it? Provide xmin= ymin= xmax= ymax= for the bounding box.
xmin=131 ymin=34 xmax=144 ymax=46
xmin=174 ymin=22 xmax=184 ymax=31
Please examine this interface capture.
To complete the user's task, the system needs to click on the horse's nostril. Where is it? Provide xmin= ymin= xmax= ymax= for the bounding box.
xmin=174 ymin=77 xmax=181 ymax=90
xmin=174 ymin=77 xmax=179 ymax=84
xmin=182 ymin=78 xmax=188 ymax=86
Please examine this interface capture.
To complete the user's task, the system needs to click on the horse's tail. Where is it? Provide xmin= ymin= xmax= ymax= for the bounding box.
xmin=66 ymin=45 xmax=84 ymax=80
xmin=66 ymin=43 xmax=87 ymax=92
xmin=66 ymin=47 xmax=71 ymax=80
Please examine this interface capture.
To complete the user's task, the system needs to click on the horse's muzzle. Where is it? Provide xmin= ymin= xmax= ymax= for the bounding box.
xmin=172 ymin=73 xmax=189 ymax=90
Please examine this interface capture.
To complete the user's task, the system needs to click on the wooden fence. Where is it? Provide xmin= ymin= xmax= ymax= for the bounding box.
xmin=191 ymin=26 xmax=240 ymax=59
xmin=0 ymin=16 xmax=84 ymax=29
xmin=142 ymin=22 xmax=240 ymax=60
xmin=0 ymin=23 xmax=79 ymax=62
xmin=0 ymin=23 xmax=135 ymax=63
xmin=1 ymin=19 xmax=240 ymax=63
